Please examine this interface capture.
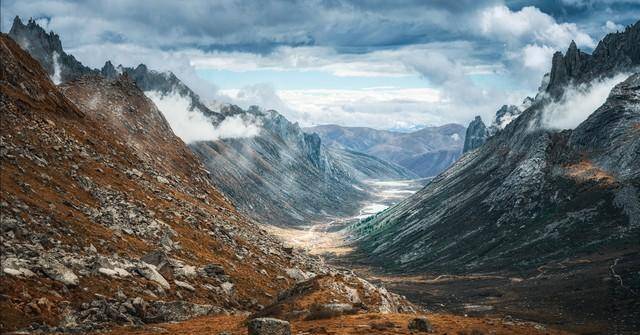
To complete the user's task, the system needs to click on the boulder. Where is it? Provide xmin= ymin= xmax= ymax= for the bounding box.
xmin=247 ymin=318 xmax=291 ymax=335
xmin=408 ymin=316 xmax=433 ymax=332
xmin=39 ymin=258 xmax=79 ymax=286
xmin=136 ymin=262 xmax=170 ymax=289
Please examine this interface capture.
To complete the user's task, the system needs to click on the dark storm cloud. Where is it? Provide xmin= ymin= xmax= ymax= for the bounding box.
xmin=1 ymin=0 xmax=637 ymax=54
xmin=1 ymin=0 xmax=638 ymax=128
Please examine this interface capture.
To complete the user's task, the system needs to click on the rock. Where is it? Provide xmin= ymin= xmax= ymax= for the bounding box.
xmin=126 ymin=169 xmax=143 ymax=178
xmin=174 ymin=280 xmax=195 ymax=291
xmin=144 ymin=300 xmax=219 ymax=322
xmin=285 ymin=267 xmax=313 ymax=283
xmin=408 ymin=317 xmax=433 ymax=332
xmin=308 ymin=303 xmax=357 ymax=319
xmin=463 ymin=116 xmax=488 ymax=153
xmin=156 ymin=176 xmax=170 ymax=184
xmin=136 ymin=263 xmax=170 ymax=289
xmin=98 ymin=267 xmax=130 ymax=278
xmin=201 ymin=264 xmax=225 ymax=277
xmin=220 ymin=282 xmax=234 ymax=295
xmin=247 ymin=318 xmax=291 ymax=335
xmin=40 ymin=259 xmax=79 ymax=286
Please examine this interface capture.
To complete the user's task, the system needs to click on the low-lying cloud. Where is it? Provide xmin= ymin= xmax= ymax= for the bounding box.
xmin=145 ymin=91 xmax=261 ymax=143
xmin=51 ymin=51 xmax=61 ymax=84
xmin=541 ymin=73 xmax=630 ymax=129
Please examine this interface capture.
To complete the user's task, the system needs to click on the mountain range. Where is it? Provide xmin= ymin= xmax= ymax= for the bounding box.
xmin=305 ymin=124 xmax=465 ymax=178
xmin=0 ymin=23 xmax=417 ymax=333
xmin=8 ymin=16 xmax=415 ymax=227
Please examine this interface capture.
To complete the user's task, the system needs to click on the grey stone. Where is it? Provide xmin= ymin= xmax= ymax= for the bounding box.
xmin=247 ymin=318 xmax=291 ymax=335
xmin=408 ymin=317 xmax=433 ymax=332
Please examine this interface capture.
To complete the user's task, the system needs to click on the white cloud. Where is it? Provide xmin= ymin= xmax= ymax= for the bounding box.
xmin=604 ymin=20 xmax=624 ymax=33
xmin=145 ymin=91 xmax=261 ymax=142
xmin=521 ymin=44 xmax=555 ymax=71
xmin=479 ymin=5 xmax=595 ymax=50
xmin=541 ymin=73 xmax=630 ymax=130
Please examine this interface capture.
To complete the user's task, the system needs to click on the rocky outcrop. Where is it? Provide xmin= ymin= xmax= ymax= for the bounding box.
xmin=8 ymin=16 xmax=96 ymax=82
xmin=547 ymin=21 xmax=640 ymax=98
xmin=248 ymin=318 xmax=291 ymax=335
xmin=462 ymin=116 xmax=488 ymax=153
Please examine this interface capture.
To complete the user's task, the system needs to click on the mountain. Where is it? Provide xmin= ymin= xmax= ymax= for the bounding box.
xmin=100 ymin=61 xmax=223 ymax=122
xmin=349 ymin=22 xmax=640 ymax=328
xmin=7 ymin=16 xmax=413 ymax=227
xmin=462 ymin=20 xmax=639 ymax=153
xmin=305 ymin=124 xmax=466 ymax=177
xmin=8 ymin=16 xmax=96 ymax=83
xmin=462 ymin=116 xmax=488 ymax=153
xmin=463 ymin=97 xmax=534 ymax=153
xmin=0 ymin=32 xmax=415 ymax=333
xmin=191 ymin=107 xmax=414 ymax=227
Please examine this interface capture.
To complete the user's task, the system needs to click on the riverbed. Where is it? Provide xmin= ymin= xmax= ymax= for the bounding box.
xmin=267 ymin=178 xmax=427 ymax=256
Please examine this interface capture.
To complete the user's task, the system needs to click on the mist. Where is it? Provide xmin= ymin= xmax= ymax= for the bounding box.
xmin=145 ymin=91 xmax=261 ymax=143
xmin=51 ymin=51 xmax=61 ymax=84
xmin=541 ymin=73 xmax=630 ymax=130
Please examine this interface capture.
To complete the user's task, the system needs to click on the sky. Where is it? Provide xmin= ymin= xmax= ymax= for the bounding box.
xmin=2 ymin=0 xmax=639 ymax=130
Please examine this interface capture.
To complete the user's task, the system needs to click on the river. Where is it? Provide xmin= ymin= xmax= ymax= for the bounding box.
xmin=267 ymin=178 xmax=428 ymax=256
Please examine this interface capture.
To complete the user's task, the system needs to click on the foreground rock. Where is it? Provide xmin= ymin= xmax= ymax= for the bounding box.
xmin=408 ymin=317 xmax=433 ymax=332
xmin=248 ymin=318 xmax=291 ymax=335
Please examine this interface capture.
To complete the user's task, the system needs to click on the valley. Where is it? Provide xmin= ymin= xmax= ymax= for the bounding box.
xmin=2 ymin=4 xmax=639 ymax=335
xmin=268 ymin=178 xmax=428 ymax=256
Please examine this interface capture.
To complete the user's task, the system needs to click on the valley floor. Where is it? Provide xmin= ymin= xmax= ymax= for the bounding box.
xmin=269 ymin=178 xmax=640 ymax=335
xmin=267 ymin=179 xmax=427 ymax=256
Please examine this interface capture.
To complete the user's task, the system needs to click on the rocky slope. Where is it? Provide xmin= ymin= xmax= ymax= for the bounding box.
xmin=349 ymin=23 xmax=640 ymax=331
xmin=305 ymin=124 xmax=465 ymax=177
xmin=8 ymin=16 xmax=413 ymax=228
xmin=0 ymin=33 xmax=416 ymax=333
xmin=190 ymin=107 xmax=414 ymax=227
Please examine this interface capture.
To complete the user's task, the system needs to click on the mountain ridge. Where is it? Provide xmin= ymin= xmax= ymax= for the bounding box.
xmin=7 ymin=15 xmax=413 ymax=227
xmin=305 ymin=123 xmax=465 ymax=178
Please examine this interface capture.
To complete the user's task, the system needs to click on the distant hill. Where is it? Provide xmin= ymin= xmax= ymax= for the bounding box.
xmin=305 ymin=124 xmax=466 ymax=177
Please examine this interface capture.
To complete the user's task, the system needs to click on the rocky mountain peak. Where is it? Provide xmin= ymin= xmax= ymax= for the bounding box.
xmin=100 ymin=60 xmax=118 ymax=78
xmin=546 ymin=21 xmax=640 ymax=98
xmin=462 ymin=116 xmax=488 ymax=153
xmin=8 ymin=16 xmax=95 ymax=83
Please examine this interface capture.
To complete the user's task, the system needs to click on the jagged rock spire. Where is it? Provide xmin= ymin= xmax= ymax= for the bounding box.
xmin=462 ymin=116 xmax=488 ymax=153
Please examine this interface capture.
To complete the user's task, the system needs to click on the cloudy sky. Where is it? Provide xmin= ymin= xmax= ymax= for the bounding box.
xmin=2 ymin=0 xmax=639 ymax=130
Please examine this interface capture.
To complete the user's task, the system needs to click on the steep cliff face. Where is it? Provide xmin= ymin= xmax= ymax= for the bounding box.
xmin=306 ymin=124 xmax=465 ymax=177
xmin=190 ymin=107 xmax=407 ymax=227
xmin=462 ymin=116 xmax=488 ymax=153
